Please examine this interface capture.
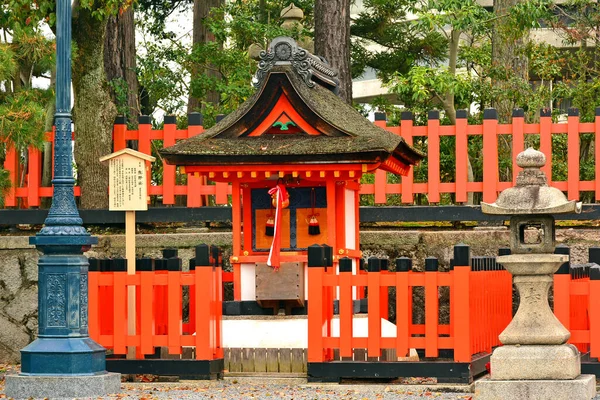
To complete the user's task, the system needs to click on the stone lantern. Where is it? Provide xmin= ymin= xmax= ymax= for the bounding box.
xmin=475 ymin=148 xmax=595 ymax=399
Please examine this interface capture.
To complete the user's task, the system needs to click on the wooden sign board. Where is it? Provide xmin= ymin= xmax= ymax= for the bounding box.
xmin=100 ymin=148 xmax=156 ymax=211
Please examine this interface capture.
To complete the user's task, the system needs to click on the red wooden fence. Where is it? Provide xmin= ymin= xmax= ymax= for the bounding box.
xmin=5 ymin=108 xmax=600 ymax=208
xmin=88 ymin=245 xmax=223 ymax=360
xmin=554 ymin=252 xmax=600 ymax=357
xmin=307 ymin=244 xmax=513 ymax=364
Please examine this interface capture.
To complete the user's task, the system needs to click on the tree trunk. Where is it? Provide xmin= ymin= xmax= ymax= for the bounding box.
xmin=492 ymin=0 xmax=529 ymax=123
xmin=104 ymin=6 xmax=139 ymax=126
xmin=187 ymin=0 xmax=222 ymax=114
xmin=442 ymin=29 xmax=474 ymax=205
xmin=314 ymin=0 xmax=352 ymax=104
xmin=72 ymin=2 xmax=116 ymax=209
xmin=443 ymin=29 xmax=460 ymax=125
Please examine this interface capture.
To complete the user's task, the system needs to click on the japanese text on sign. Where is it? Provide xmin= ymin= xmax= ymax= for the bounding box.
xmin=108 ymin=156 xmax=148 ymax=211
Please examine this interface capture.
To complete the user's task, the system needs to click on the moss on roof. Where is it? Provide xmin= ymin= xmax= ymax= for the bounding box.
xmin=161 ymin=65 xmax=424 ymax=166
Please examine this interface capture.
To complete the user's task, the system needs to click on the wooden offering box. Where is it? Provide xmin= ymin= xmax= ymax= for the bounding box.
xmin=255 ymin=262 xmax=304 ymax=306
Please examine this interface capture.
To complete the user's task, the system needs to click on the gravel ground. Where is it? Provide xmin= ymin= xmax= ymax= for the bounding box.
xmin=0 ymin=366 xmax=598 ymax=400
xmin=103 ymin=379 xmax=474 ymax=400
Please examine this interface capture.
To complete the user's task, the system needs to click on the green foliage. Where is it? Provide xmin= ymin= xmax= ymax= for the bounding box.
xmin=137 ymin=0 xmax=313 ymax=125
xmin=351 ymin=0 xmax=447 ymax=82
xmin=0 ymin=0 xmax=56 ymax=207
xmin=207 ymin=1 xmax=313 ymax=50
xmin=0 ymin=44 xmax=16 ymax=82
xmin=186 ymin=40 xmax=255 ymax=125
xmin=0 ymin=90 xmax=47 ymax=151
xmin=108 ymin=77 xmax=134 ymax=124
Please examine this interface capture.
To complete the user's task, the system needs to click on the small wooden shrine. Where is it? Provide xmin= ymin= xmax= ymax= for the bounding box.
xmin=162 ymin=36 xmax=424 ymax=311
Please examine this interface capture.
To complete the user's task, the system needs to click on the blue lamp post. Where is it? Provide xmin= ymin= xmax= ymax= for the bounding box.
xmin=5 ymin=0 xmax=120 ymax=397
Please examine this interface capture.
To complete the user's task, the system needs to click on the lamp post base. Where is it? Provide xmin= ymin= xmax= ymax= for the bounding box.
xmin=5 ymin=372 xmax=121 ymax=399
xmin=19 ymin=336 xmax=107 ymax=375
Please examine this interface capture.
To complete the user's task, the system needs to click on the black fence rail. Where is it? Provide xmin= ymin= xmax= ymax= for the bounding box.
xmin=4 ymin=204 xmax=600 ymax=226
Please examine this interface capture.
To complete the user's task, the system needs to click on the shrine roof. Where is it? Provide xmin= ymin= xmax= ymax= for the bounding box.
xmin=161 ymin=37 xmax=424 ymax=171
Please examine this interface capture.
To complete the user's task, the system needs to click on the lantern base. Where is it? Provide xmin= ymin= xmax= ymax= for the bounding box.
xmin=5 ymin=372 xmax=121 ymax=399
xmin=475 ymin=374 xmax=596 ymax=400
xmin=490 ymin=344 xmax=580 ymax=380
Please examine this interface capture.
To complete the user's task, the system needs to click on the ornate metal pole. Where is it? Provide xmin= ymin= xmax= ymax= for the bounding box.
xmin=5 ymin=1 xmax=120 ymax=397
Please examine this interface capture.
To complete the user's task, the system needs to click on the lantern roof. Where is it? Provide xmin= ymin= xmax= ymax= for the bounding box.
xmin=161 ymin=36 xmax=424 ymax=175
xmin=481 ymin=148 xmax=581 ymax=215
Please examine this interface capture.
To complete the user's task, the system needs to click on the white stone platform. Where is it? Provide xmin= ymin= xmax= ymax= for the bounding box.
xmin=223 ymin=315 xmax=398 ymax=348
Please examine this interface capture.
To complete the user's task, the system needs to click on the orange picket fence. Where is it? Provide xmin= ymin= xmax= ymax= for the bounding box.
xmin=5 ymin=107 xmax=600 ymax=209
xmin=88 ymin=244 xmax=223 ymax=361
xmin=307 ymin=244 xmax=513 ymax=365
xmin=553 ymin=246 xmax=600 ymax=357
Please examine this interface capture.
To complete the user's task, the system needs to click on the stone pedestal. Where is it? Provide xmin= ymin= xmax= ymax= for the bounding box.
xmin=490 ymin=344 xmax=580 ymax=380
xmin=474 ymin=254 xmax=596 ymax=399
xmin=475 ymin=375 xmax=596 ymax=400
xmin=5 ymin=373 xmax=121 ymax=399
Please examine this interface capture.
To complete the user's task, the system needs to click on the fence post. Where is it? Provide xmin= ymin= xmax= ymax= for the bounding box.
xmin=512 ymin=109 xmax=525 ymax=185
xmin=101 ymin=258 xmax=114 ymax=337
xmin=162 ymin=115 xmax=177 ymax=205
xmin=590 ymin=265 xmax=600 ymax=358
xmin=88 ymin=258 xmax=100 ymax=343
xmin=27 ymin=147 xmax=41 ymax=207
xmin=379 ymin=258 xmax=389 ymax=320
xmin=4 ymin=145 xmax=18 ymax=207
xmin=367 ymin=257 xmax=381 ymax=358
xmin=453 ymin=244 xmax=471 ymax=362
xmin=113 ymin=115 xmax=127 ymax=151
xmin=539 ymin=108 xmax=552 ymax=186
xmin=339 ymin=257 xmax=354 ymax=359
xmin=210 ymin=245 xmax=223 ymax=359
xmin=395 ymin=257 xmax=411 ymax=358
xmin=482 ymin=108 xmax=498 ymax=204
xmin=400 ymin=111 xmax=414 ymax=204
xmin=112 ymin=258 xmax=127 ymax=355
xmin=187 ymin=113 xmax=204 ymax=207
xmin=137 ymin=258 xmax=154 ymax=355
xmin=425 ymin=257 xmax=439 ymax=358
xmin=567 ymin=108 xmax=580 ymax=201
xmin=194 ymin=244 xmax=212 ymax=359
xmin=166 ymin=257 xmax=182 ymax=355
xmin=373 ymin=112 xmax=388 ymax=204
xmin=308 ymin=244 xmax=326 ymax=362
xmin=138 ymin=115 xmax=152 ymax=204
xmin=455 ymin=110 xmax=468 ymax=203
xmin=427 ymin=110 xmax=440 ymax=203
xmin=553 ymin=245 xmax=571 ymax=331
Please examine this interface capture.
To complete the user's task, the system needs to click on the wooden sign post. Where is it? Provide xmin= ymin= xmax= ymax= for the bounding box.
xmin=100 ymin=149 xmax=155 ymax=358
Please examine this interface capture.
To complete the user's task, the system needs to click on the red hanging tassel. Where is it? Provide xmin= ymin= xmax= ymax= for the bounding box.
xmin=308 ymin=188 xmax=320 ymax=235
xmin=267 ymin=181 xmax=289 ymax=270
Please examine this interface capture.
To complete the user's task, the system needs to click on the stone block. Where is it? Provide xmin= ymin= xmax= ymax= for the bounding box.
xmin=5 ymin=372 xmax=121 ymax=399
xmin=5 ymin=285 xmax=37 ymax=322
xmin=491 ymin=344 xmax=580 ymax=380
xmin=0 ymin=255 xmax=23 ymax=295
xmin=0 ymin=318 xmax=32 ymax=362
xmin=22 ymin=252 xmax=39 ymax=282
xmin=475 ymin=374 xmax=596 ymax=400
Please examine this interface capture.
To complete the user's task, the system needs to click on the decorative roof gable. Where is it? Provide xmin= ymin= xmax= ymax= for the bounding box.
xmin=161 ymin=37 xmax=424 ymax=174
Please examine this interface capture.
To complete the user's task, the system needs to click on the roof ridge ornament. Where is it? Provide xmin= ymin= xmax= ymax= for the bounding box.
xmin=255 ymin=36 xmax=339 ymax=93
